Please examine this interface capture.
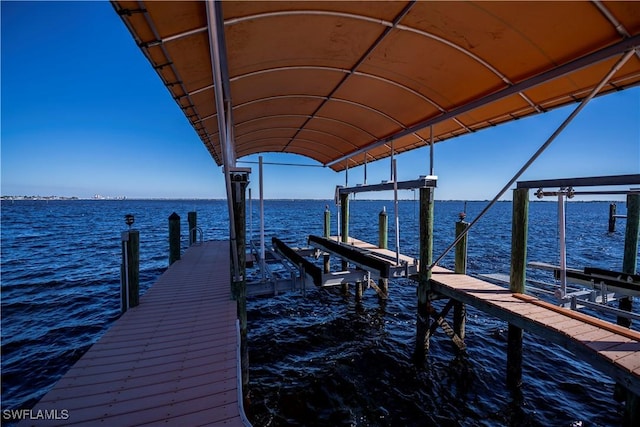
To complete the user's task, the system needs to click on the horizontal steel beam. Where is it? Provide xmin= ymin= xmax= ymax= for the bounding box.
xmin=338 ymin=176 xmax=437 ymax=195
xmin=517 ymin=174 xmax=640 ymax=189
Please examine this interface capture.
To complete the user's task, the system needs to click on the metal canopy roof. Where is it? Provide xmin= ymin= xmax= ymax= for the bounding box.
xmin=112 ymin=1 xmax=640 ymax=172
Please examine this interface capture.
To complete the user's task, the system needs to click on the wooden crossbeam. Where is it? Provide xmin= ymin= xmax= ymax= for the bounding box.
xmin=426 ymin=298 xmax=466 ymax=351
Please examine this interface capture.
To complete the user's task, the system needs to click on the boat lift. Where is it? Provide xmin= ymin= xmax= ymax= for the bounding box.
xmin=245 ymin=175 xmax=435 ymax=297
xmin=482 ymin=174 xmax=640 ymax=322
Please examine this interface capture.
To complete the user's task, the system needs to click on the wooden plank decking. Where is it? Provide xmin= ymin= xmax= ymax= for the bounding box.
xmin=24 ymin=241 xmax=249 ymax=427
xmin=330 ymin=236 xmax=417 ymax=266
xmin=430 ymin=267 xmax=640 ymax=396
xmin=327 ymin=236 xmax=640 ymax=395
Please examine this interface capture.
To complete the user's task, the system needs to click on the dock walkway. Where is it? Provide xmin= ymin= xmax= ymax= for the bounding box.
xmin=430 ymin=266 xmax=640 ymax=396
xmin=317 ymin=235 xmax=640 ymax=395
xmin=25 ymin=241 xmax=249 ymax=426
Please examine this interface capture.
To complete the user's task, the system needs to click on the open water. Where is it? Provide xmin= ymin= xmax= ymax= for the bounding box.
xmin=0 ymin=199 xmax=635 ymax=426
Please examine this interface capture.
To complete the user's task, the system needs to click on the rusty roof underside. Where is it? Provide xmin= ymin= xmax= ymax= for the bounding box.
xmin=112 ymin=1 xmax=640 ymax=172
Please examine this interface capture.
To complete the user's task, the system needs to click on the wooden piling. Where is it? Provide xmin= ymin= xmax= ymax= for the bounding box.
xmin=379 ymin=206 xmax=388 ymax=249
xmin=377 ymin=206 xmax=389 ymax=299
xmin=120 ymin=229 xmax=139 ymax=313
xmin=609 ymin=203 xmax=617 ymax=233
xmin=620 ymin=193 xmax=639 ymax=328
xmin=340 ymin=193 xmax=349 ymax=243
xmin=188 ymin=211 xmax=197 ymax=245
xmin=508 ymin=188 xmax=528 ymax=389
xmin=230 ymin=172 xmax=249 ymax=397
xmin=615 ymin=195 xmax=639 ymax=422
xmin=414 ymin=187 xmax=434 ymax=363
xmin=355 ymin=280 xmax=363 ymax=302
xmin=453 ymin=220 xmax=469 ymax=341
xmin=378 ymin=277 xmax=389 ymax=300
xmin=168 ymin=212 xmax=181 ymax=265
xmin=324 ymin=206 xmax=331 ymax=238
xmin=323 ymin=206 xmax=331 ymax=273
xmin=340 ymin=193 xmax=349 ymax=294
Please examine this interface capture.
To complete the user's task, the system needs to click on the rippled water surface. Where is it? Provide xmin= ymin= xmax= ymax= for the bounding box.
xmin=1 ymin=199 xmax=634 ymax=426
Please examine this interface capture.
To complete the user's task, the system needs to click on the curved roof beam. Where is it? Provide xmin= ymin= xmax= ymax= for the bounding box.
xmin=231 ymin=64 xmax=471 ymax=136
xmin=223 ymin=3 xmax=419 ymax=155
xmin=236 ymin=114 xmax=310 ymax=127
xmin=225 ymin=10 xmax=394 ymax=27
xmin=395 ymin=24 xmax=541 ymax=112
xmin=225 ymin=9 xmax=542 ymax=113
xmin=225 ymin=9 xmax=507 ymax=87
xmin=231 ymin=65 xmax=447 ymax=115
xmin=194 ymin=113 xmax=217 ymax=124
xmin=331 ymin=98 xmax=406 ymax=128
xmin=349 ymin=70 xmax=472 ymax=132
xmin=235 ymin=114 xmax=380 ymax=141
xmin=224 ymin=6 xmax=543 ymax=141
xmin=236 ymin=137 xmax=346 ymax=159
xmin=312 ymin=116 xmax=380 ymax=140
xmin=233 ymin=94 xmax=327 ymax=110
xmin=213 ymin=114 xmax=388 ymax=152
xmin=232 ymin=94 xmax=405 ymax=130
xmin=229 ymin=65 xmax=349 ymax=82
xmin=237 ymin=126 xmax=359 ymax=149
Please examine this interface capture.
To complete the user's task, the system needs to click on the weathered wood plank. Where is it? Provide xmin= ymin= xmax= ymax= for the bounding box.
xmin=430 ymin=266 xmax=640 ymax=397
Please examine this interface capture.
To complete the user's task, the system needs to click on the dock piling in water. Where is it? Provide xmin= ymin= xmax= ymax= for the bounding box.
xmin=378 ymin=206 xmax=388 ymax=250
xmin=324 ymin=205 xmax=331 ymax=238
xmin=340 ymin=193 xmax=349 ymax=294
xmin=168 ymin=212 xmax=181 ymax=265
xmin=120 ymin=228 xmax=139 ymax=313
xmin=231 ymin=171 xmax=249 ymax=398
xmin=323 ymin=206 xmax=331 ymax=273
xmin=188 ymin=211 xmax=197 ymax=245
xmin=508 ymin=188 xmax=529 ymax=389
xmin=378 ymin=206 xmax=389 ymax=299
xmin=454 ymin=219 xmax=469 ymax=341
xmin=414 ymin=187 xmax=434 ymax=363
xmin=355 ymin=280 xmax=363 ymax=302
xmin=610 ymin=203 xmax=617 ymax=232
xmin=620 ymin=193 xmax=639 ymax=328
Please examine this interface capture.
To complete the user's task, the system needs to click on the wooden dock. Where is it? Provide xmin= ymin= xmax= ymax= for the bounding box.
xmin=24 ymin=241 xmax=249 ymax=426
xmin=430 ymin=266 xmax=640 ymax=396
xmin=317 ymin=235 xmax=640 ymax=396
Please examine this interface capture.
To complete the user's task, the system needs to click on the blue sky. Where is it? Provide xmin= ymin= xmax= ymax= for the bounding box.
xmin=1 ymin=1 xmax=638 ymax=200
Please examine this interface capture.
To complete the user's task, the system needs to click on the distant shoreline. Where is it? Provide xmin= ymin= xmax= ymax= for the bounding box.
xmin=0 ymin=196 xmax=624 ymax=203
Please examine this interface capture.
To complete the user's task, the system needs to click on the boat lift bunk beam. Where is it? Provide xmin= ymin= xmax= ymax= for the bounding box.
xmin=271 ymin=237 xmax=370 ymax=288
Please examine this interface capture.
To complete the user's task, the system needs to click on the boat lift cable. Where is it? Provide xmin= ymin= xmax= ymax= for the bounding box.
xmin=558 ymin=190 xmax=568 ymax=299
xmin=259 ymin=156 xmax=266 ymax=279
xmin=427 ymin=49 xmax=635 ymax=273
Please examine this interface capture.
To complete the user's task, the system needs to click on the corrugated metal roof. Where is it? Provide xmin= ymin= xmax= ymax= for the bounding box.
xmin=112 ymin=1 xmax=640 ymax=172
